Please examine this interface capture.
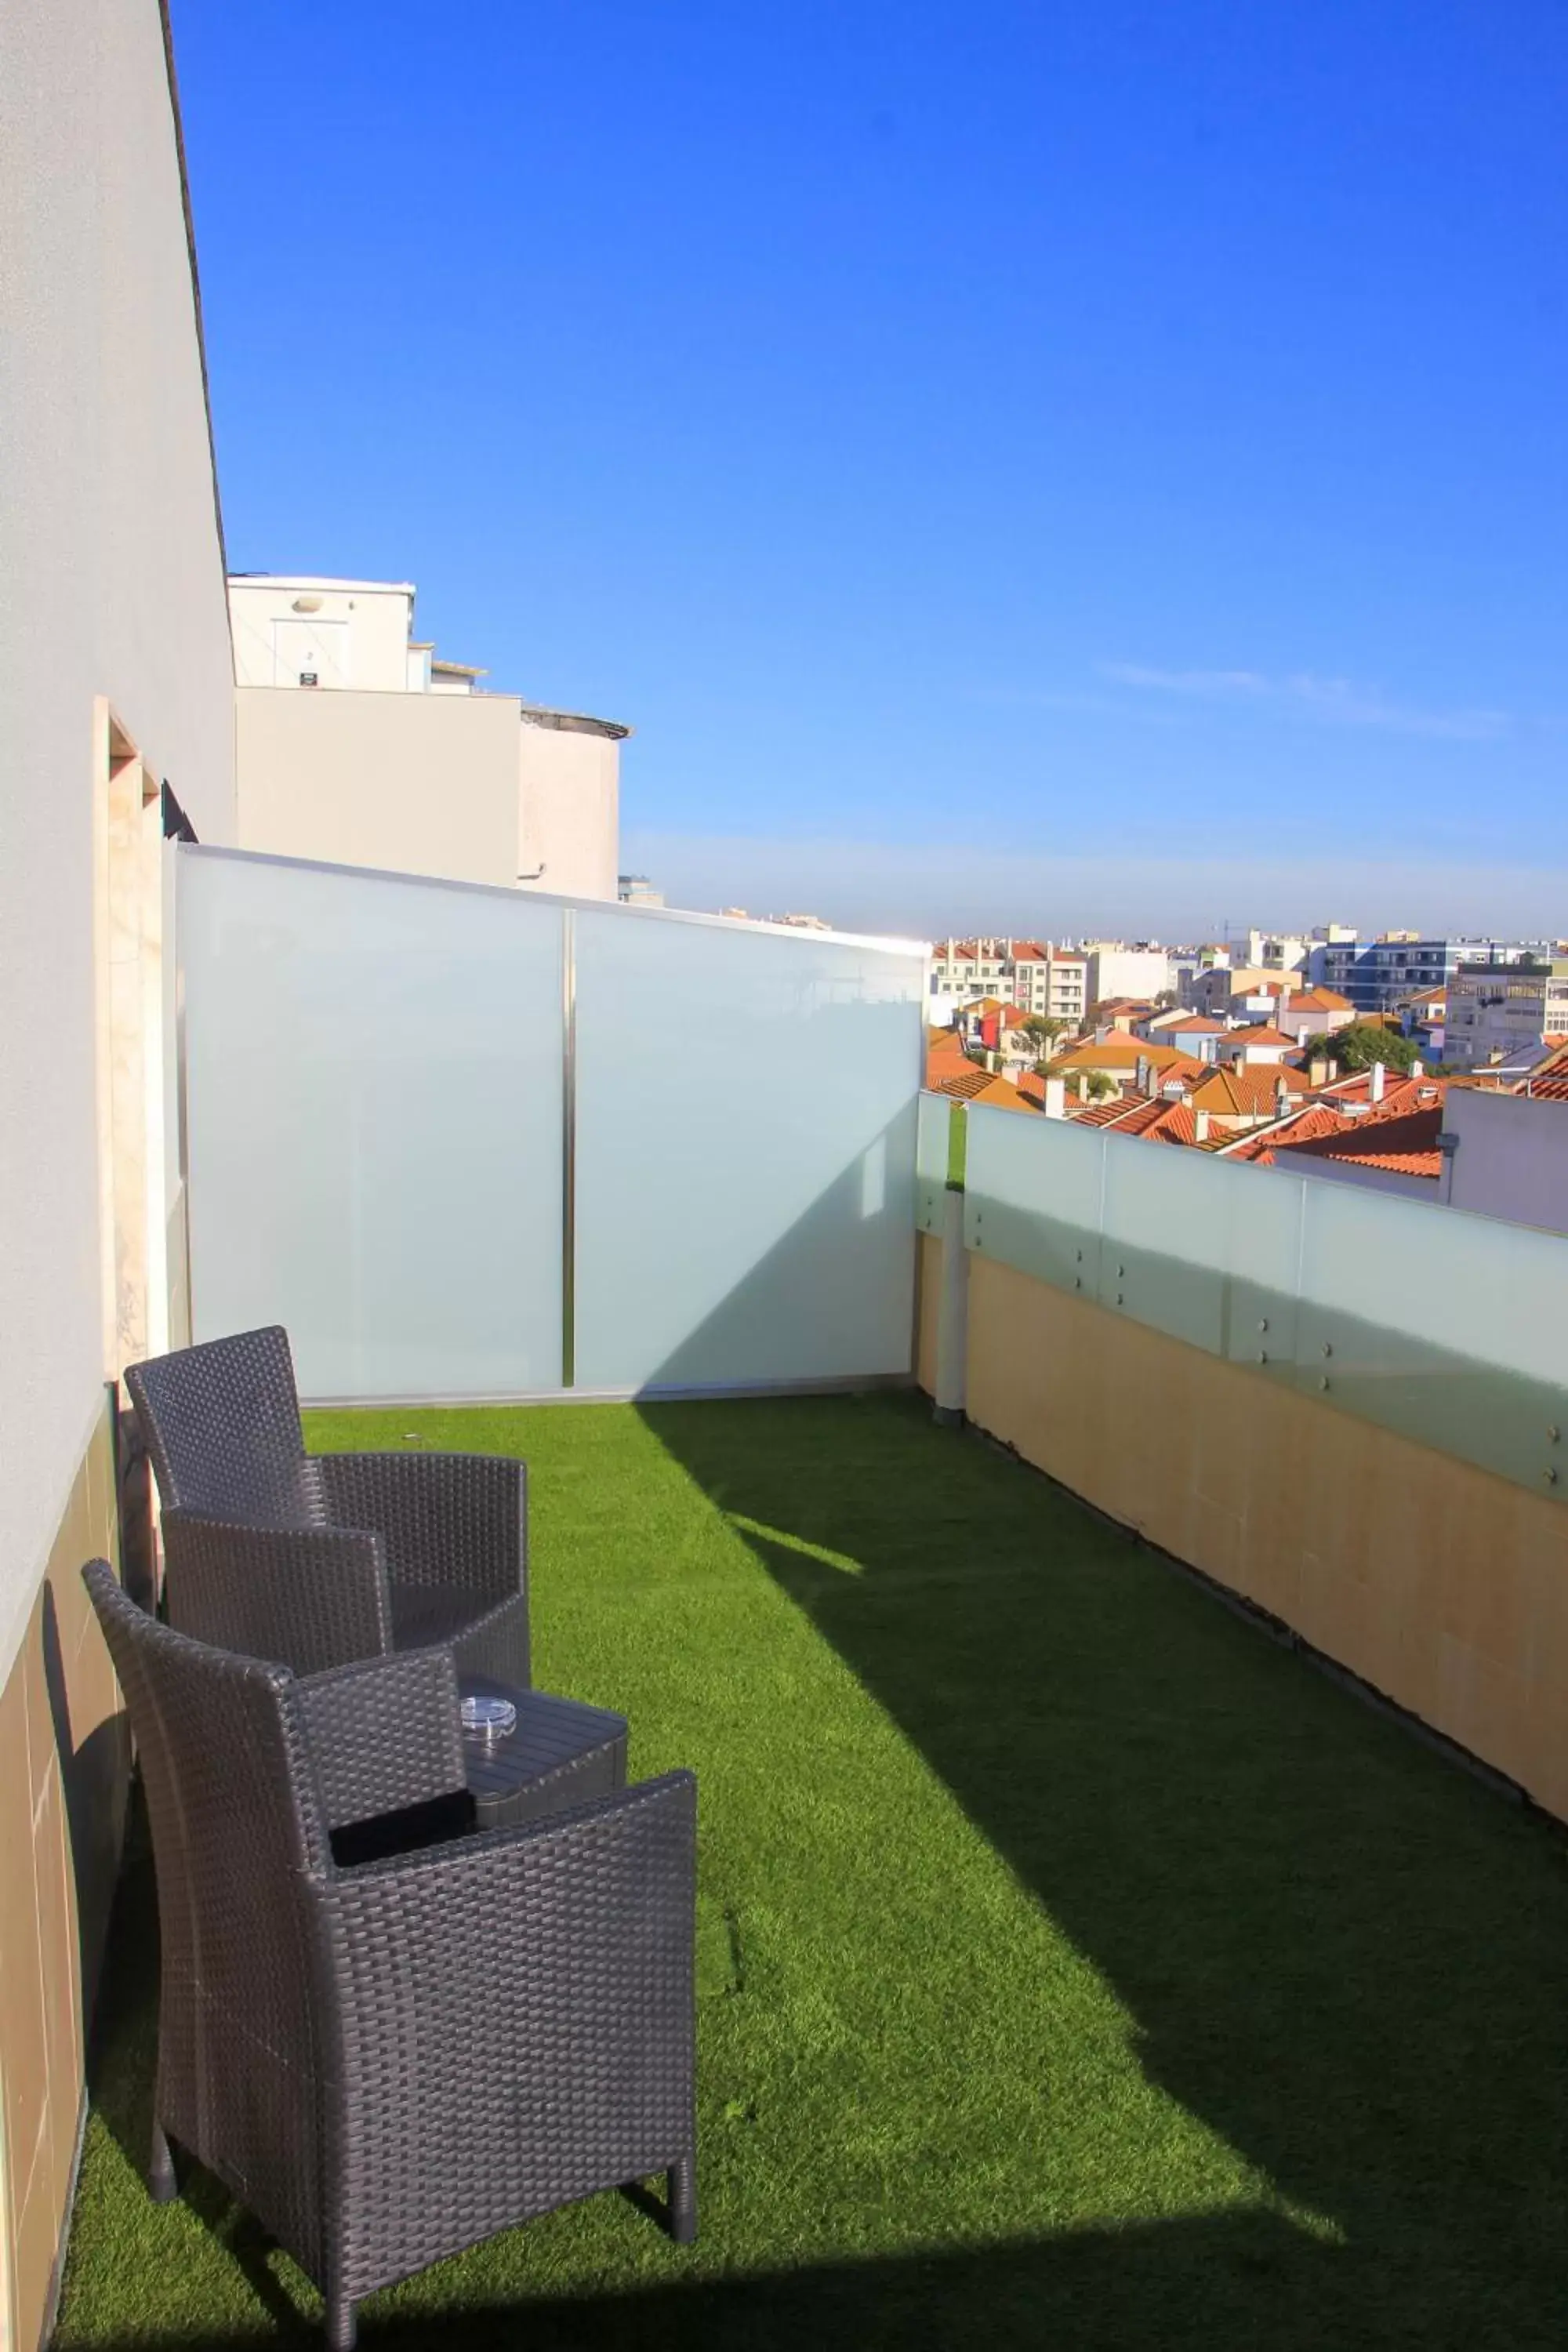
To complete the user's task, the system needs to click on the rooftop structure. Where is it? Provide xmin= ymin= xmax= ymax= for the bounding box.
xmin=227 ymin=573 xmax=629 ymax=899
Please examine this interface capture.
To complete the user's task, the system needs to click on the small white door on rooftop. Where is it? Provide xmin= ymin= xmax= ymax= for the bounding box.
xmin=272 ymin=617 xmax=349 ymax=689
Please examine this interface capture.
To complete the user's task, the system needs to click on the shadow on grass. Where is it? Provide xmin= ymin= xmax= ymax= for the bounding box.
xmin=636 ymin=1391 xmax=1568 ymax=2349
xmin=54 ymin=2207 xmax=1348 ymax=2351
xmin=80 ymin=1829 xmax=1339 ymax=2352
xmin=70 ymin=1390 xmax=1568 ymax=2350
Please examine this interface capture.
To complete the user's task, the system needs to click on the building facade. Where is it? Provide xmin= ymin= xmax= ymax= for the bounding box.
xmin=1446 ymin=959 xmax=1568 ymax=1069
xmin=0 ymin=4 xmax=239 ymax=2342
xmin=1315 ymin=933 xmax=1539 ymax=1017
xmin=929 ymin=940 xmax=1087 ymax=1029
xmin=230 ymin=575 xmax=628 ymax=900
xmin=1083 ymin=944 xmax=1174 ymax=1008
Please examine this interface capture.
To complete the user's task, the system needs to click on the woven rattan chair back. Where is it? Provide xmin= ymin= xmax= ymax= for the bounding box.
xmin=125 ymin=1324 xmax=327 ymax=1525
xmin=83 ymin=1560 xmax=332 ymax=2277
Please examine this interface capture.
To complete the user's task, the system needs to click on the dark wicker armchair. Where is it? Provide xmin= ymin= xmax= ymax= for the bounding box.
xmin=84 ymin=1560 xmax=697 ymax=2350
xmin=125 ymin=1325 xmax=529 ymax=1682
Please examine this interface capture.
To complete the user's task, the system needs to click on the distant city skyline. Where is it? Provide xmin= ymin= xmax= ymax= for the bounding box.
xmin=619 ymin=831 xmax=1568 ymax=943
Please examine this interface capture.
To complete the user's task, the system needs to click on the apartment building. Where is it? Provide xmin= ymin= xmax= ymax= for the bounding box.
xmin=1446 ymin=959 xmax=1568 ymax=1070
xmin=1314 ymin=932 xmax=1539 ymax=1017
xmin=1083 ymin=943 xmax=1174 ymax=1007
xmin=1226 ymin=928 xmax=1311 ymax=976
xmin=1190 ymin=964 xmax=1290 ymax=1021
xmin=229 ymin=574 xmax=627 ymax=899
xmin=930 ymin=939 xmax=1087 ymax=1029
xmin=0 ymin=5 xmax=239 ymax=2343
xmin=1269 ymin=985 xmax=1356 ymax=1044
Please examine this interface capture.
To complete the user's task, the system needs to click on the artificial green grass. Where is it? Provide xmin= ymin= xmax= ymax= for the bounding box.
xmin=55 ymin=1394 xmax=1568 ymax=2349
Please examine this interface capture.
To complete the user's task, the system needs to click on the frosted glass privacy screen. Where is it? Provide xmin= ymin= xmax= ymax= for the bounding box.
xmin=180 ymin=849 xmax=564 ymax=1399
xmin=572 ymin=911 xmax=925 ymax=1389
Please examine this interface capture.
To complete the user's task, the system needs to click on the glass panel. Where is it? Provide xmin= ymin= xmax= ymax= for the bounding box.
xmin=572 ymin=912 xmax=924 ymax=1389
xmin=1218 ymin=1160 xmax=1305 ymax=1377
xmin=180 ymin=848 xmax=564 ymax=1400
xmin=1295 ymin=1179 xmax=1568 ymax=1487
xmin=1099 ymin=1133 xmax=1229 ymax=1350
xmin=916 ymin=1092 xmax=951 ymax=1234
xmin=964 ymin=1106 xmax=1105 ymax=1297
xmin=959 ymin=1096 xmax=1568 ymax=1497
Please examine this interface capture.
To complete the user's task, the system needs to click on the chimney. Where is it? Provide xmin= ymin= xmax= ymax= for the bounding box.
xmin=1195 ymin=1109 xmax=1210 ymax=1143
xmin=1411 ymin=1058 xmax=1424 ymax=1079
xmin=1274 ymin=1073 xmax=1290 ymax=1116
xmin=1370 ymin=1060 xmax=1386 ymax=1104
xmin=1044 ymin=1076 xmax=1065 ymax=1120
xmin=1308 ymin=1054 xmax=1330 ymax=1087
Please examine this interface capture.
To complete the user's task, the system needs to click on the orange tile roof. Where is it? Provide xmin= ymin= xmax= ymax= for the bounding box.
xmin=1190 ymin=1065 xmax=1308 ymax=1116
xmin=1314 ymin=1072 xmax=1446 ymax=1114
xmin=1148 ymin=1057 xmax=1210 ymax=1091
xmin=929 ymin=1066 xmax=1038 ymax=1110
xmin=1281 ymin=986 xmax=1353 ymax=1012
xmin=1148 ymin=1103 xmax=1202 ymax=1145
xmin=1220 ymin=1105 xmax=1346 ymax=1162
xmin=925 ymin=1036 xmax=973 ymax=1087
xmin=1070 ymin=1094 xmax=1146 ymax=1126
xmin=1051 ymin=1037 xmax=1149 ymax=1070
xmin=1069 ymin=1094 xmax=1206 ymax=1145
xmin=1221 ymin=1024 xmax=1296 ymax=1051
xmin=1278 ymin=1105 xmax=1443 ymax=1178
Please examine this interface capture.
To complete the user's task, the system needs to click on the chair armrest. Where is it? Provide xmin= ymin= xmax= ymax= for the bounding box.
xmin=161 ymin=1510 xmax=391 ymax=1678
xmin=315 ymin=1451 xmax=526 ymax=1602
xmin=292 ymin=1646 xmax=466 ymax=1831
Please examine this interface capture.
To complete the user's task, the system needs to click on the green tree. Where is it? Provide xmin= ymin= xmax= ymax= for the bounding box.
xmin=1304 ymin=1023 xmax=1421 ymax=1076
xmin=1082 ymin=1070 xmax=1117 ymax=1102
xmin=1020 ymin=1014 xmax=1069 ymax=1056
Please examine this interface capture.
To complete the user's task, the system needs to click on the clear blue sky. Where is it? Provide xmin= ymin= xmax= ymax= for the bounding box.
xmin=174 ymin=0 xmax=1568 ymax=938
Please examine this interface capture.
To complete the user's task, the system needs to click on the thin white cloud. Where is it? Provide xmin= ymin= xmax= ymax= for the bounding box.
xmin=1100 ymin=662 xmax=1511 ymax=742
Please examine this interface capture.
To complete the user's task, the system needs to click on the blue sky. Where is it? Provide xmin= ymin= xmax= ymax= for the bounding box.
xmin=175 ymin=0 xmax=1568 ymax=938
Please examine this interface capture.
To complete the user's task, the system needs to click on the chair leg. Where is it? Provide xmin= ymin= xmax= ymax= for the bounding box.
xmin=668 ymin=2154 xmax=697 ymax=2244
xmin=325 ymin=2292 xmax=358 ymax=2349
xmin=148 ymin=2121 xmax=177 ymax=2205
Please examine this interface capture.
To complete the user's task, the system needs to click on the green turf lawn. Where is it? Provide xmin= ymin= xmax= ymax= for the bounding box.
xmin=54 ymin=1394 xmax=1568 ymax=2349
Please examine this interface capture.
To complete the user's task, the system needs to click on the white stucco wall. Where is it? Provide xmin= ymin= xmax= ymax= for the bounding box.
xmin=229 ymin=579 xmax=416 ymax=691
xmin=1087 ymin=948 xmax=1175 ymax=1006
xmin=0 ymin=0 xmax=235 ymax=1675
xmin=1445 ymin=1089 xmax=1568 ymax=1236
xmin=236 ymin=685 xmax=527 ymax=886
xmin=517 ymin=717 xmax=620 ymax=901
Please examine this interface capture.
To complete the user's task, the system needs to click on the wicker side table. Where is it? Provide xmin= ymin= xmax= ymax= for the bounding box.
xmin=459 ymin=1675 xmax=628 ymax=1827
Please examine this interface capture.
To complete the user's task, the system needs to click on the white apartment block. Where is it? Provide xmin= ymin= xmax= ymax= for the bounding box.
xmin=929 ymin=940 xmax=1087 ymax=1028
xmin=228 ymin=575 xmax=627 ymax=900
xmin=1446 ymin=960 xmax=1568 ymax=1069
xmin=1227 ymin=929 xmax=1312 ymax=975
xmin=1084 ymin=944 xmax=1175 ymax=1007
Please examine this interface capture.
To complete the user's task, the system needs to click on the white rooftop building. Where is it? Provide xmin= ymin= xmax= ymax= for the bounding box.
xmin=227 ymin=575 xmax=628 ymax=900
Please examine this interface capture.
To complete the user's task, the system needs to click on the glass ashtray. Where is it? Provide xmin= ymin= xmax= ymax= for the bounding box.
xmin=460 ymin=1693 xmax=517 ymax=1743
